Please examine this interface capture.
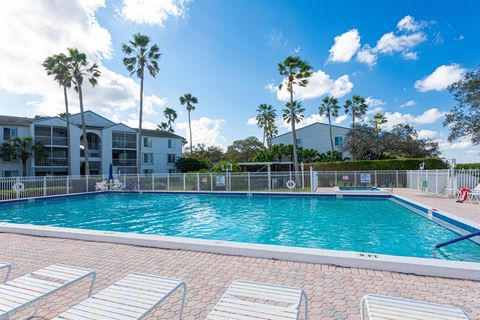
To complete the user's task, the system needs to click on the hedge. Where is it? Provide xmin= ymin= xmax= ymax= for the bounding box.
xmin=456 ymin=163 xmax=480 ymax=169
xmin=306 ymin=158 xmax=447 ymax=171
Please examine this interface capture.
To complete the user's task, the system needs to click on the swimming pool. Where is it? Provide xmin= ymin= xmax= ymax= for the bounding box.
xmin=1 ymin=193 xmax=479 ymax=262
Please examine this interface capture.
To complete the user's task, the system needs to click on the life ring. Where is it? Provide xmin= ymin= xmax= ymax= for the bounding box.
xmin=286 ymin=180 xmax=296 ymax=189
xmin=12 ymin=181 xmax=25 ymax=192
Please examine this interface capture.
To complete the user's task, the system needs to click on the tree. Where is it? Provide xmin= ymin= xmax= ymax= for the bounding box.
xmin=0 ymin=137 xmax=46 ymax=176
xmin=318 ymin=150 xmax=343 ymax=162
xmin=184 ymin=144 xmax=225 ymax=163
xmin=278 ymin=56 xmax=312 ymax=174
xmin=43 ymin=53 xmax=73 ymax=175
xmin=283 ymin=101 xmax=305 ymax=130
xmin=368 ymin=113 xmax=388 ymax=136
xmin=175 ymin=157 xmax=209 ymax=172
xmin=66 ymin=48 xmax=101 ymax=176
xmin=298 ymin=148 xmax=319 ymax=163
xmin=256 ymin=104 xmax=277 ymax=148
xmin=163 ymin=107 xmax=177 ymax=132
xmin=225 ymin=137 xmax=265 ymax=162
xmin=180 ymin=93 xmax=198 ymax=156
xmin=444 ymin=68 xmax=480 ymax=145
xmin=319 ymin=96 xmax=340 ymax=152
xmin=344 ymin=95 xmax=368 ymax=160
xmin=122 ymin=33 xmax=161 ymax=174
xmin=156 ymin=123 xmax=169 ymax=131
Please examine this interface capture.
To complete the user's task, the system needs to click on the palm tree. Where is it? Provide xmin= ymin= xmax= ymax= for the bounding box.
xmin=156 ymin=122 xmax=169 ymax=131
xmin=282 ymin=101 xmax=305 ymax=160
xmin=66 ymin=47 xmax=101 ymax=176
xmin=43 ymin=53 xmax=73 ymax=175
xmin=344 ymin=94 xmax=368 ymax=161
xmin=0 ymin=137 xmax=46 ymax=176
xmin=319 ymin=96 xmax=340 ymax=152
xmin=278 ymin=56 xmax=312 ymax=173
xmin=122 ymin=33 xmax=161 ymax=174
xmin=256 ymin=104 xmax=277 ymax=147
xmin=369 ymin=113 xmax=388 ymax=136
xmin=163 ymin=107 xmax=177 ymax=132
xmin=180 ymin=93 xmax=198 ymax=156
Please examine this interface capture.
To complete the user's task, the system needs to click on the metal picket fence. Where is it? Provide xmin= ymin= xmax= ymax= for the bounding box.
xmin=1 ymin=169 xmax=478 ymax=201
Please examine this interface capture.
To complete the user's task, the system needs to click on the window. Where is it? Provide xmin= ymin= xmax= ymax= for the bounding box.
xmin=3 ymin=170 xmax=19 ymax=177
xmin=143 ymin=137 xmax=152 ymax=148
xmin=168 ymin=139 xmax=172 ymax=148
xmin=143 ymin=169 xmax=154 ymax=174
xmin=167 ymin=154 xmax=176 ymax=164
xmin=143 ymin=153 xmax=154 ymax=165
xmin=168 ymin=169 xmax=176 ymax=173
xmin=334 ymin=136 xmax=344 ymax=146
xmin=3 ymin=128 xmax=17 ymax=140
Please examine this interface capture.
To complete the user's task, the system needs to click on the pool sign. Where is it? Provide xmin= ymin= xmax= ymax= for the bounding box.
xmin=360 ymin=173 xmax=371 ymax=183
xmin=341 ymin=175 xmax=349 ymax=180
xmin=215 ymin=175 xmax=225 ymax=187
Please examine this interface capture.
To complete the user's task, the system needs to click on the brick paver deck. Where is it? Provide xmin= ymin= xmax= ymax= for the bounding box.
xmin=0 ymin=233 xmax=478 ymax=319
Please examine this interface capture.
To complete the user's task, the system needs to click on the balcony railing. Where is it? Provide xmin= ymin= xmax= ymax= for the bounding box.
xmin=113 ymin=159 xmax=136 ymax=167
xmin=35 ymin=136 xmax=68 ymax=146
xmin=80 ymin=149 xmax=102 ymax=158
xmin=35 ymin=158 xmax=68 ymax=167
xmin=112 ymin=141 xmax=136 ymax=149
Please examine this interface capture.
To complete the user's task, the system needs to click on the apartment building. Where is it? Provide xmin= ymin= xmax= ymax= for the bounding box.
xmin=0 ymin=111 xmax=183 ymax=176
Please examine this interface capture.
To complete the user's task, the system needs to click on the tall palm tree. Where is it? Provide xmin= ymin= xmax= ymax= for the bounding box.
xmin=0 ymin=137 xmax=46 ymax=176
xmin=66 ymin=48 xmax=101 ymax=176
xmin=122 ymin=33 xmax=161 ymax=174
xmin=282 ymin=101 xmax=305 ymax=156
xmin=344 ymin=94 xmax=368 ymax=161
xmin=278 ymin=56 xmax=312 ymax=173
xmin=180 ymin=93 xmax=198 ymax=156
xmin=43 ymin=53 xmax=73 ymax=175
xmin=156 ymin=123 xmax=169 ymax=131
xmin=256 ymin=104 xmax=277 ymax=147
xmin=319 ymin=96 xmax=340 ymax=152
xmin=163 ymin=107 xmax=177 ymax=132
xmin=369 ymin=113 xmax=388 ymax=136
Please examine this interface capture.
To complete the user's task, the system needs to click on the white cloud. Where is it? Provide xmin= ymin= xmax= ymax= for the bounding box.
xmin=365 ymin=97 xmax=385 ymax=107
xmin=246 ymin=117 xmax=257 ymax=125
xmin=397 ymin=15 xmax=428 ymax=32
xmin=438 ymin=138 xmax=472 ymax=150
xmin=414 ymin=64 xmax=466 ymax=92
xmin=356 ymin=46 xmax=377 ymax=67
xmin=176 ymin=117 xmax=226 ymax=147
xmin=366 ymin=107 xmax=384 ymax=115
xmin=0 ymin=1 xmax=167 ymax=121
xmin=122 ymin=113 xmax=157 ymax=130
xmin=334 ymin=114 xmax=348 ymax=124
xmin=273 ymin=70 xmax=353 ymax=101
xmin=383 ymin=108 xmax=445 ymax=129
xmin=417 ymin=129 xmax=439 ymax=139
xmin=399 ymin=100 xmax=417 ymax=108
xmin=328 ymin=29 xmax=361 ymax=63
xmin=119 ymin=0 xmax=189 ymax=26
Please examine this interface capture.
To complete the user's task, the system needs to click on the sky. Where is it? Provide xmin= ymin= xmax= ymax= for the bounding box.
xmin=0 ymin=0 xmax=479 ymax=163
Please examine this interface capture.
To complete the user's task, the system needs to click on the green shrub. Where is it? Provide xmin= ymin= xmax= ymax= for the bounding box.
xmin=456 ymin=163 xmax=480 ymax=169
xmin=306 ymin=158 xmax=447 ymax=171
xmin=175 ymin=157 xmax=209 ymax=172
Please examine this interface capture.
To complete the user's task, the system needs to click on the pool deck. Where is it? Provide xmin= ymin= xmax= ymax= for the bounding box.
xmin=0 ymin=233 xmax=479 ymax=320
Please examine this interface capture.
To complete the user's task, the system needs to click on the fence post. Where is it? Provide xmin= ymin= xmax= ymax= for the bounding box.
xmin=374 ymin=170 xmax=378 ymax=186
xmin=66 ymin=176 xmax=70 ymax=194
xmin=417 ymin=170 xmax=420 ymax=190
xmin=248 ymin=172 xmax=251 ymax=192
xmin=267 ymin=165 xmax=271 ymax=191
xmin=310 ymin=166 xmax=314 ymax=192
xmin=167 ymin=173 xmax=170 ymax=191
xmin=301 ymin=163 xmax=305 ymax=190
xmin=183 ymin=173 xmax=186 ymax=191
xmin=335 ymin=171 xmax=338 ymax=186
xmin=152 ymin=174 xmax=155 ymax=191
xmin=210 ymin=173 xmax=213 ymax=191
xmin=435 ymin=169 xmax=438 ymax=195
xmin=197 ymin=173 xmax=200 ymax=191
xmin=86 ymin=175 xmax=89 ymax=192
xmin=354 ymin=171 xmax=357 ymax=187
xmin=137 ymin=174 xmax=140 ymax=191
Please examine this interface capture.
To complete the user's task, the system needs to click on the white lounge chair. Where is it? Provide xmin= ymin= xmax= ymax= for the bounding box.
xmin=95 ymin=180 xmax=108 ymax=191
xmin=468 ymin=183 xmax=480 ymax=202
xmin=111 ymin=179 xmax=126 ymax=191
xmin=0 ymin=262 xmax=11 ymax=283
xmin=53 ymin=273 xmax=187 ymax=320
xmin=360 ymin=294 xmax=469 ymax=320
xmin=206 ymin=280 xmax=308 ymax=320
xmin=0 ymin=264 xmax=95 ymax=319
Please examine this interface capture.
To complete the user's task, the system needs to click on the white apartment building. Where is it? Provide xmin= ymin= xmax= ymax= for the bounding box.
xmin=0 ymin=111 xmax=183 ymax=177
xmin=272 ymin=122 xmax=350 ymax=158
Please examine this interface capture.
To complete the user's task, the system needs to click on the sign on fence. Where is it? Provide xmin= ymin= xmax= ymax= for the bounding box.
xmin=360 ymin=173 xmax=371 ymax=183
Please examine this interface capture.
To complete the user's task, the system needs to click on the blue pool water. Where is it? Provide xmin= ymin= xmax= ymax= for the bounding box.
xmin=1 ymin=193 xmax=479 ymax=262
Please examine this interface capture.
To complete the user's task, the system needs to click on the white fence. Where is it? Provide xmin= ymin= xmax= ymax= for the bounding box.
xmin=1 ymin=169 xmax=478 ymax=201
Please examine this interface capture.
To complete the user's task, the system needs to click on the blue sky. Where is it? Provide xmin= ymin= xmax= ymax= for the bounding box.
xmin=0 ymin=0 xmax=479 ymax=162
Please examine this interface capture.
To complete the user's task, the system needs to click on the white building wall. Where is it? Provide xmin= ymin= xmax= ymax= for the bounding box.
xmin=142 ymin=136 xmax=182 ymax=173
xmin=272 ymin=123 xmax=350 ymax=157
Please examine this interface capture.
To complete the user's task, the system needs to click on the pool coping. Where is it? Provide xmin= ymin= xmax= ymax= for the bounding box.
xmin=0 ymin=191 xmax=479 ymax=281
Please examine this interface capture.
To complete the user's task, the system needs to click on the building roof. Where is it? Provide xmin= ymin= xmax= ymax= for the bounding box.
xmin=273 ymin=122 xmax=349 ymax=140
xmin=0 ymin=115 xmax=34 ymax=126
xmin=140 ymin=129 xmax=183 ymax=139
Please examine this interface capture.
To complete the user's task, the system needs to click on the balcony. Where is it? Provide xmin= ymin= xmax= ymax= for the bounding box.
xmin=35 ymin=136 xmax=68 ymax=146
xmin=35 ymin=158 xmax=68 ymax=167
xmin=80 ymin=149 xmax=101 ymax=158
xmin=112 ymin=159 xmax=136 ymax=167
xmin=112 ymin=141 xmax=137 ymax=149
